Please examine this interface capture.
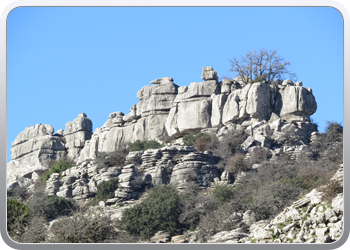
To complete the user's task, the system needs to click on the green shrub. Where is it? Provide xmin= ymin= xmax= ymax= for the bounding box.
xmin=117 ymin=185 xmax=181 ymax=239
xmin=278 ymin=176 xmax=310 ymax=190
xmin=87 ymin=177 xmax=119 ymax=206
xmin=247 ymin=181 xmax=302 ymax=220
xmin=212 ymin=185 xmax=235 ymax=204
xmin=251 ymin=74 xmax=267 ymax=83
xmin=42 ymin=161 xmax=74 ymax=183
xmin=127 ymin=139 xmax=163 ymax=152
xmin=7 ymin=198 xmax=30 ymax=238
xmin=27 ymin=195 xmax=76 ymax=220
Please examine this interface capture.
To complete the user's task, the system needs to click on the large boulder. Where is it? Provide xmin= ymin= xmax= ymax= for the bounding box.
xmin=8 ymin=124 xmax=67 ymax=187
xmin=63 ymin=113 xmax=93 ymax=162
xmin=277 ymin=86 xmax=317 ymax=121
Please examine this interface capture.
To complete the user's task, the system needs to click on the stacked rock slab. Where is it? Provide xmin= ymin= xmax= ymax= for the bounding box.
xmin=45 ymin=161 xmax=121 ymax=200
xmin=77 ymin=77 xmax=179 ymax=162
xmin=7 ymin=124 xmax=67 ymax=188
xmin=63 ymin=113 xmax=93 ymax=162
xmin=170 ymin=151 xmax=220 ymax=188
xmin=114 ymin=164 xmax=139 ymax=200
xmin=140 ymin=146 xmax=197 ymax=187
xmin=8 ymin=67 xmax=318 ymax=187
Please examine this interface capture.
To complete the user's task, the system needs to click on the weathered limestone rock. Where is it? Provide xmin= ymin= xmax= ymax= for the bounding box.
xmin=8 ymin=67 xmax=319 ymax=185
xmin=277 ymin=86 xmax=317 ymax=121
xmin=7 ymin=160 xmax=47 ymax=188
xmin=170 ymin=152 xmax=219 ymax=187
xmin=115 ymin=164 xmax=139 ymax=200
xmin=63 ymin=113 xmax=93 ymax=162
xmin=211 ymin=94 xmax=228 ymax=127
xmin=10 ymin=124 xmax=66 ymax=165
xmin=181 ymin=80 xmax=218 ymax=100
xmin=150 ymin=231 xmax=171 ymax=243
xmin=207 ymin=228 xmax=249 ymax=243
xmin=176 ymin=98 xmax=212 ymax=134
xmin=8 ymin=123 xmax=68 ymax=187
xmin=201 ymin=67 xmax=218 ymax=81
xmin=220 ymin=79 xmax=232 ymax=94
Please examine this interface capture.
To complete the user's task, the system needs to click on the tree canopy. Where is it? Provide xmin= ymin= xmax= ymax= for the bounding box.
xmin=228 ymin=49 xmax=297 ymax=84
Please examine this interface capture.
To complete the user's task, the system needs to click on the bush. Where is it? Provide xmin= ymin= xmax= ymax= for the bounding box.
xmin=117 ymin=185 xmax=181 ymax=239
xmin=183 ymin=132 xmax=211 ymax=147
xmin=319 ymin=179 xmax=343 ymax=203
xmin=7 ymin=186 xmax=29 ymax=202
xmin=41 ymin=161 xmax=74 ymax=183
xmin=248 ymin=181 xmax=302 ymax=220
xmin=50 ymin=209 xmax=117 ymax=243
xmin=19 ymin=216 xmax=47 ymax=243
xmin=7 ymin=198 xmax=30 ymax=239
xmin=251 ymin=74 xmax=267 ymax=83
xmin=212 ymin=185 xmax=235 ymax=204
xmin=94 ymin=149 xmax=127 ymax=170
xmin=127 ymin=139 xmax=163 ymax=152
xmin=27 ymin=195 xmax=76 ymax=220
xmin=179 ymin=183 xmax=218 ymax=230
xmin=225 ymin=153 xmax=250 ymax=175
xmin=87 ymin=177 xmax=119 ymax=206
xmin=280 ymin=125 xmax=302 ymax=146
xmin=248 ymin=147 xmax=271 ymax=166
xmin=325 ymin=121 xmax=343 ymax=142
xmin=212 ymin=128 xmax=248 ymax=162
xmin=197 ymin=203 xmax=242 ymax=241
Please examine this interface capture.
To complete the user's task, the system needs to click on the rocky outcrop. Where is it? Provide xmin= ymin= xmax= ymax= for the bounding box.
xmin=44 ymin=161 xmax=121 ymax=200
xmin=63 ymin=113 xmax=92 ymax=162
xmin=7 ymin=114 xmax=92 ymax=188
xmin=187 ymin=164 xmax=343 ymax=244
xmin=7 ymin=67 xmax=318 ymax=189
xmin=75 ymin=67 xmax=316 ymax=163
xmin=7 ymin=124 xmax=67 ymax=188
xmin=170 ymin=151 xmax=220 ymax=188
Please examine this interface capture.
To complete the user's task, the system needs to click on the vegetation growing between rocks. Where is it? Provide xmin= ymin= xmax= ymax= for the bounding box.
xmin=50 ymin=209 xmax=117 ymax=243
xmin=7 ymin=119 xmax=343 ymax=243
xmin=127 ymin=139 xmax=164 ymax=152
xmin=27 ymin=194 xmax=77 ymax=220
xmin=116 ymin=185 xmax=181 ymax=239
xmin=87 ymin=177 xmax=119 ymax=206
xmin=94 ymin=150 xmax=128 ymax=170
xmin=41 ymin=161 xmax=74 ymax=183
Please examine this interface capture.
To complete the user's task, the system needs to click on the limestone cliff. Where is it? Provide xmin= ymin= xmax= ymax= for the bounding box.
xmin=7 ymin=67 xmax=317 ymax=188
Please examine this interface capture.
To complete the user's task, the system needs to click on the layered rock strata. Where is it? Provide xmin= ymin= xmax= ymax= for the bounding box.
xmin=7 ymin=67 xmax=318 ymax=188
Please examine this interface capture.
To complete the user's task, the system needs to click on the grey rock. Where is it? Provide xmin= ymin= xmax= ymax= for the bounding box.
xmin=201 ymin=67 xmax=218 ymax=81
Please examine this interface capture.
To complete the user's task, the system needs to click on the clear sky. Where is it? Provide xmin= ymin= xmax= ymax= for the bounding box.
xmin=7 ymin=7 xmax=343 ymax=163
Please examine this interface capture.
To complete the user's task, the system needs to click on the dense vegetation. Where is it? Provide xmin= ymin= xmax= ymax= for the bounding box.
xmin=7 ymin=121 xmax=343 ymax=243
xmin=87 ymin=177 xmax=119 ymax=206
xmin=116 ymin=185 xmax=182 ymax=239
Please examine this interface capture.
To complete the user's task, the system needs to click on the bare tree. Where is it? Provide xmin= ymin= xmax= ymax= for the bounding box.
xmin=228 ymin=49 xmax=297 ymax=84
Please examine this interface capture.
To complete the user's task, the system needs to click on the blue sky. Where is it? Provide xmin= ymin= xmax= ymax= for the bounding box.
xmin=7 ymin=7 xmax=343 ymax=162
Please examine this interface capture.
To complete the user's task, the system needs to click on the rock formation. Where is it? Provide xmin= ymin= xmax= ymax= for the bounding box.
xmin=7 ymin=67 xmax=317 ymax=190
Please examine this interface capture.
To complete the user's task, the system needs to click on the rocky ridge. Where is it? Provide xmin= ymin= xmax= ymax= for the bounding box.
xmin=7 ymin=67 xmax=318 ymax=189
